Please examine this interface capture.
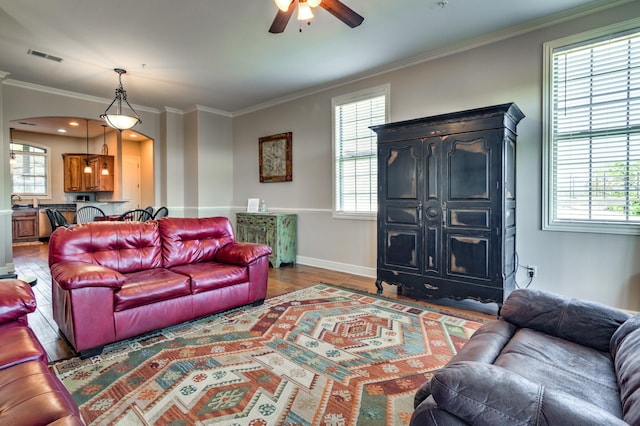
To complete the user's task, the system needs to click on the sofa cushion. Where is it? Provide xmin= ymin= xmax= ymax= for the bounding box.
xmin=0 ymin=322 xmax=47 ymax=369
xmin=494 ymin=327 xmax=622 ymax=417
xmin=170 ymin=262 xmax=248 ymax=294
xmin=502 ymin=288 xmax=630 ymax=352
xmin=48 ymin=221 xmax=162 ymax=274
xmin=430 ymin=361 xmax=627 ymax=426
xmin=0 ymin=279 xmax=36 ymax=324
xmin=0 ymin=360 xmax=82 ymax=425
xmin=159 ymin=217 xmax=236 ymax=268
xmin=115 ymin=268 xmax=191 ymax=311
xmin=611 ymin=313 xmax=640 ymax=425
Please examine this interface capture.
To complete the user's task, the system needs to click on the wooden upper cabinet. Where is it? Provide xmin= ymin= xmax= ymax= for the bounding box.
xmin=63 ymin=154 xmax=85 ymax=192
xmin=63 ymin=153 xmax=114 ymax=192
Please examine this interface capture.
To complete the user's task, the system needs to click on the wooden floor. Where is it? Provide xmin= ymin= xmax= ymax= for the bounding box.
xmin=12 ymin=241 xmax=496 ymax=362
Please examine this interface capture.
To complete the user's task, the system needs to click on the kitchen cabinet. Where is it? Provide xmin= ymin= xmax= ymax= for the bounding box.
xmin=371 ymin=103 xmax=524 ymax=308
xmin=236 ymin=213 xmax=296 ymax=268
xmin=12 ymin=209 xmax=39 ymax=243
xmin=63 ymin=154 xmax=114 ymax=192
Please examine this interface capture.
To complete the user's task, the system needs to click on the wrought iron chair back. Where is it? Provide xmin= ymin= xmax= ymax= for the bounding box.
xmin=152 ymin=206 xmax=169 ymax=219
xmin=118 ymin=208 xmax=154 ymax=222
xmin=74 ymin=206 xmax=106 ymax=224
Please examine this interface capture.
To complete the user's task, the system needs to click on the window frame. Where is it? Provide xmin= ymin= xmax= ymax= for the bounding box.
xmin=10 ymin=139 xmax=51 ymax=199
xmin=542 ymin=17 xmax=640 ymax=235
xmin=332 ymin=84 xmax=390 ymax=220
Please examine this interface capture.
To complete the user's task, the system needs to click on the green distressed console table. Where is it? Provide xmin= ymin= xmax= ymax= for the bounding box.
xmin=236 ymin=213 xmax=297 ymax=268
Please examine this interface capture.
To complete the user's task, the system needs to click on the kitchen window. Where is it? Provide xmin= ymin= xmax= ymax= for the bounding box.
xmin=332 ymin=84 xmax=389 ymax=218
xmin=543 ymin=19 xmax=640 ymax=235
xmin=10 ymin=142 xmax=49 ymax=197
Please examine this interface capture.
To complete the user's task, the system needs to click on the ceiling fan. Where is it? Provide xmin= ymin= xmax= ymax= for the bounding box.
xmin=269 ymin=0 xmax=364 ymax=34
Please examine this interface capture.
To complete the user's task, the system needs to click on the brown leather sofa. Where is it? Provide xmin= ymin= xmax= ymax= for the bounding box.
xmin=0 ymin=279 xmax=83 ymax=425
xmin=411 ymin=288 xmax=639 ymax=425
xmin=48 ymin=216 xmax=272 ymax=358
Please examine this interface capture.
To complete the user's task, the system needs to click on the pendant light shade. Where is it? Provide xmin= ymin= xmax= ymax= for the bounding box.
xmin=100 ymin=68 xmax=141 ymax=130
xmin=307 ymin=0 xmax=321 ymax=7
xmin=9 ymin=128 xmax=16 ymax=165
xmin=101 ymin=125 xmax=109 ymax=176
xmin=83 ymin=119 xmax=92 ymax=174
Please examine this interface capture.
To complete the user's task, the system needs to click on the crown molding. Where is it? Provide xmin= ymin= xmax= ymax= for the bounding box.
xmin=3 ymin=78 xmax=160 ymax=114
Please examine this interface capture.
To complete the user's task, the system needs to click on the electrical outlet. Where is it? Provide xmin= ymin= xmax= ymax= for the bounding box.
xmin=526 ymin=265 xmax=537 ymax=278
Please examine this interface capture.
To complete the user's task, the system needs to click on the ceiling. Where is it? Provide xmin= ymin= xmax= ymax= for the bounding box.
xmin=0 ymin=0 xmax=626 ymax=138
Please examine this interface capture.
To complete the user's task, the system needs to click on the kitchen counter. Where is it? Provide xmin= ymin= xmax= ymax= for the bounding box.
xmin=75 ymin=200 xmax=128 ymax=216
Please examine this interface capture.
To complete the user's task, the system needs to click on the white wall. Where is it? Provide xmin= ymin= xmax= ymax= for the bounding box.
xmin=2 ymin=2 xmax=639 ymax=310
xmin=233 ymin=1 xmax=640 ymax=310
xmin=196 ymin=109 xmax=234 ymax=218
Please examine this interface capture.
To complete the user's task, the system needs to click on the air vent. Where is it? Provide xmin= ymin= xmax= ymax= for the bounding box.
xmin=27 ymin=49 xmax=63 ymax=63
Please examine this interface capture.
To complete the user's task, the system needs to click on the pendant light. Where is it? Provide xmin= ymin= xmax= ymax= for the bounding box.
xmin=9 ymin=128 xmax=16 ymax=165
xmin=83 ymin=119 xmax=92 ymax=174
xmin=100 ymin=125 xmax=109 ymax=176
xmin=100 ymin=68 xmax=141 ymax=130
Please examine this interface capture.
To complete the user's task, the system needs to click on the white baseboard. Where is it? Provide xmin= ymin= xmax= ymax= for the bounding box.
xmin=296 ymin=255 xmax=376 ymax=279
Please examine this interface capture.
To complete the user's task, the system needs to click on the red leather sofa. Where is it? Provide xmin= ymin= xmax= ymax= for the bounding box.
xmin=48 ymin=216 xmax=272 ymax=358
xmin=0 ymin=279 xmax=83 ymax=425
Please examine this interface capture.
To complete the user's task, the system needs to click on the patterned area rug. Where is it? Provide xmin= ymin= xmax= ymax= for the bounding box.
xmin=52 ymin=284 xmax=487 ymax=425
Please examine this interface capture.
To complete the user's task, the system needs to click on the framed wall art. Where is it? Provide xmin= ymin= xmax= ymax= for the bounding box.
xmin=259 ymin=132 xmax=292 ymax=183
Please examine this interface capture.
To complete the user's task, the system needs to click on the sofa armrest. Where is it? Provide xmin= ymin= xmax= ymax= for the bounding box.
xmin=501 ymin=289 xmax=630 ymax=352
xmin=0 ymin=279 xmax=36 ymax=323
xmin=215 ymin=242 xmax=272 ymax=266
xmin=431 ymin=361 xmax=627 ymax=426
xmin=412 ymin=395 xmax=469 ymax=425
xmin=50 ymin=261 xmax=126 ymax=290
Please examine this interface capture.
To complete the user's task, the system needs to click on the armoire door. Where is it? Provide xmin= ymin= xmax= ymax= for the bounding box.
xmin=440 ymin=130 xmax=499 ymax=285
xmin=378 ymin=139 xmax=423 ymax=274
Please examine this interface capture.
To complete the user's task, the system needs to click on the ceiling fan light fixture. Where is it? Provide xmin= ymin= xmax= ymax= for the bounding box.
xmin=308 ymin=0 xmax=321 ymax=7
xmin=297 ymin=2 xmax=314 ymax=21
xmin=274 ymin=0 xmax=292 ymax=12
xmin=100 ymin=68 xmax=141 ymax=131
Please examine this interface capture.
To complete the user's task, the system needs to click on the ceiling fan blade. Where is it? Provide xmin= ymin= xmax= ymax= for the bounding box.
xmin=269 ymin=0 xmax=298 ymax=33
xmin=319 ymin=0 xmax=364 ymax=28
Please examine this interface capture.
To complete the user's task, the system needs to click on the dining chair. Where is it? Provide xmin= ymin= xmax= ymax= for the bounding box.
xmin=53 ymin=210 xmax=71 ymax=229
xmin=45 ymin=208 xmax=61 ymax=232
xmin=118 ymin=209 xmax=154 ymax=222
xmin=144 ymin=205 xmax=154 ymax=216
xmin=152 ymin=206 xmax=169 ymax=219
xmin=74 ymin=206 xmax=106 ymax=224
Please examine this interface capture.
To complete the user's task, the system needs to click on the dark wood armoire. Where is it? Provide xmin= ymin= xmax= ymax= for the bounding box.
xmin=371 ymin=103 xmax=524 ymax=308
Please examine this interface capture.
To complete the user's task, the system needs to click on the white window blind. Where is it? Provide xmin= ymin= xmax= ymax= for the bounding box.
xmin=544 ymin=23 xmax=640 ymax=234
xmin=11 ymin=143 xmax=48 ymax=196
xmin=333 ymin=86 xmax=388 ymax=217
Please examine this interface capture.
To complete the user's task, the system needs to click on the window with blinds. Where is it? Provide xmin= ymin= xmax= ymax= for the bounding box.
xmin=543 ymin=21 xmax=640 ymax=234
xmin=11 ymin=143 xmax=48 ymax=196
xmin=332 ymin=85 xmax=389 ymax=218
